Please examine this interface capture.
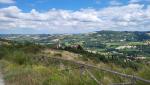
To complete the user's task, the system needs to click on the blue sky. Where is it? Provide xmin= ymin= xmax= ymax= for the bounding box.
xmin=0 ymin=0 xmax=130 ymax=11
xmin=0 ymin=0 xmax=150 ymax=34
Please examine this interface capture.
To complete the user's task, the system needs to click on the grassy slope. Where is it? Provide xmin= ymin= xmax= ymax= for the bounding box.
xmin=0 ymin=44 xmax=149 ymax=85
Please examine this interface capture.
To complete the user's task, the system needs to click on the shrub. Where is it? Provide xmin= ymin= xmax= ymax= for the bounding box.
xmin=5 ymin=51 xmax=29 ymax=65
xmin=12 ymin=51 xmax=28 ymax=65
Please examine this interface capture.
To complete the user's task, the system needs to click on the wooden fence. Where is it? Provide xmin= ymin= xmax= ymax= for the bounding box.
xmin=33 ymin=56 xmax=150 ymax=85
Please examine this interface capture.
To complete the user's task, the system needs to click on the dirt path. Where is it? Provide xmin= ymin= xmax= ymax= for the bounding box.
xmin=0 ymin=72 xmax=4 ymax=85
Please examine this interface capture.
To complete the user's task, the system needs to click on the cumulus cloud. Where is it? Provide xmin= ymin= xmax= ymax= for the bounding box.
xmin=0 ymin=4 xmax=150 ymax=33
xmin=0 ymin=0 xmax=15 ymax=4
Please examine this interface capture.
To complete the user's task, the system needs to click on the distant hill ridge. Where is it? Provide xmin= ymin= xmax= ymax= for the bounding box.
xmin=86 ymin=30 xmax=150 ymax=41
xmin=0 ymin=31 xmax=150 ymax=44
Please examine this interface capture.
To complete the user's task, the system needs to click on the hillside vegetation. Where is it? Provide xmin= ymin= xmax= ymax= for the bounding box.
xmin=0 ymin=41 xmax=150 ymax=85
xmin=0 ymin=31 xmax=150 ymax=85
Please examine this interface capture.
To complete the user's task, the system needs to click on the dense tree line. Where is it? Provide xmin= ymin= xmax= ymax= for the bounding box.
xmin=60 ymin=45 xmax=140 ymax=70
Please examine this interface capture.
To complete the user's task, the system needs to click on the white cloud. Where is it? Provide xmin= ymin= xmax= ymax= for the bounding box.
xmin=0 ymin=0 xmax=15 ymax=4
xmin=0 ymin=4 xmax=150 ymax=33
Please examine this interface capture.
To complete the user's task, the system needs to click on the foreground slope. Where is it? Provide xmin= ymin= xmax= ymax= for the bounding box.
xmin=0 ymin=42 xmax=149 ymax=85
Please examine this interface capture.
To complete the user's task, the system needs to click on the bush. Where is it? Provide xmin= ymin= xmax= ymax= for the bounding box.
xmin=5 ymin=51 xmax=29 ymax=65
xmin=13 ymin=51 xmax=28 ymax=65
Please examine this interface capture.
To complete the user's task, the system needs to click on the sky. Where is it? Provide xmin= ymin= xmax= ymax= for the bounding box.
xmin=0 ymin=0 xmax=150 ymax=34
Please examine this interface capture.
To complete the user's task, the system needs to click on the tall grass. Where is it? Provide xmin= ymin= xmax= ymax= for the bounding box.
xmin=0 ymin=44 xmax=149 ymax=85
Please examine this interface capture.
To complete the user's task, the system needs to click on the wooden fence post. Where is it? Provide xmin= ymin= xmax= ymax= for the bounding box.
xmin=131 ymin=75 xmax=136 ymax=85
xmin=80 ymin=66 xmax=85 ymax=79
xmin=86 ymin=69 xmax=103 ymax=85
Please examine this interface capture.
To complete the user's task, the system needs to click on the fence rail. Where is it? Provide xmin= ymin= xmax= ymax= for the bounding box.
xmin=34 ymin=56 xmax=150 ymax=85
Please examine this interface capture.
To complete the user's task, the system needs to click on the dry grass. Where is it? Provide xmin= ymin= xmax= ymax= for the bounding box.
xmin=43 ymin=49 xmax=81 ymax=60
